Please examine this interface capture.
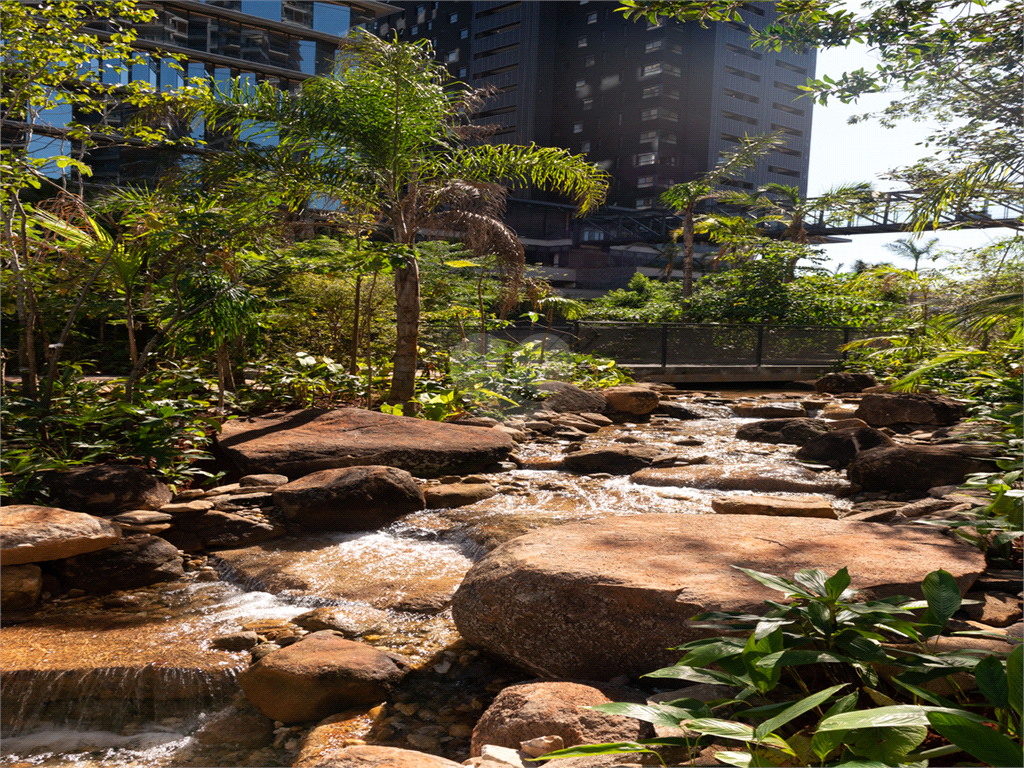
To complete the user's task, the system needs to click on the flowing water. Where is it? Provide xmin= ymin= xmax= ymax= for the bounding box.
xmin=1 ymin=390 xmax=853 ymax=767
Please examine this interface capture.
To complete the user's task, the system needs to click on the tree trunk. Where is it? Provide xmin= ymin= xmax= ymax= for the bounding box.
xmin=125 ymin=290 xmax=138 ymax=366
xmin=389 ymin=259 xmax=421 ymax=404
xmin=349 ymin=273 xmax=362 ymax=375
xmin=682 ymin=208 xmax=695 ymax=298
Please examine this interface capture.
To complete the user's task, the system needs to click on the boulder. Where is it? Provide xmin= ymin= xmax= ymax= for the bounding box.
xmin=730 ymin=402 xmax=807 ymax=419
xmin=470 ymin=680 xmax=654 ymax=757
xmin=451 ymin=515 xmax=984 ymax=679
xmin=815 ymin=372 xmax=878 ymax=394
xmin=535 ymin=382 xmax=608 ymax=414
xmin=292 ymin=606 xmax=389 ymax=638
xmin=237 ymin=631 xmax=408 ymax=723
xmin=561 ymin=445 xmax=664 ymax=475
xmin=854 ymin=393 xmax=967 ymax=427
xmin=194 ymin=706 xmax=275 ymax=749
xmin=424 ymin=483 xmax=497 ymax=509
xmin=819 ymin=402 xmax=860 ymax=420
xmin=0 ymin=505 xmax=121 ymax=566
xmin=218 ymin=408 xmax=514 ymax=479
xmin=273 ymin=466 xmax=425 ymax=530
xmin=735 ymin=418 xmax=831 ymax=446
xmin=711 ymin=495 xmax=836 ymax=519
xmin=55 ymin=534 xmax=184 ymax=593
xmin=657 ymin=401 xmax=734 ymax=420
xmin=631 ymin=465 xmax=849 ymax=495
xmin=847 ymin=444 xmax=1000 ymax=493
xmin=240 ymin=474 xmax=289 ymax=487
xmin=1 ymin=564 xmax=42 ymax=611
xmin=794 ymin=427 xmax=896 ymax=468
xmin=578 ymin=413 xmax=614 ymax=427
xmin=41 ymin=464 xmax=172 ymax=515
xmin=602 ymin=386 xmax=660 ymax=416
xmin=295 ymin=744 xmax=461 ymax=768
xmin=963 ymin=593 xmax=1023 ymax=628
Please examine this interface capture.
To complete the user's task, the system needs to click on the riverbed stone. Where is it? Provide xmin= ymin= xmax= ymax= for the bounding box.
xmin=794 ymin=427 xmax=896 ymax=468
xmin=815 ymin=372 xmax=878 ymax=394
xmin=561 ymin=445 xmax=664 ymax=475
xmin=631 ymin=464 xmax=850 ymax=495
xmin=854 ymin=393 xmax=967 ymax=427
xmin=42 ymin=464 xmax=172 ymax=515
xmin=847 ymin=444 xmax=1000 ymax=493
xmin=711 ymin=495 xmax=836 ymax=519
xmin=452 ymin=515 xmax=984 ymax=679
xmin=820 ymin=402 xmax=860 ymax=419
xmin=218 ymin=408 xmax=514 ymax=479
xmin=730 ymin=402 xmax=808 ymax=419
xmin=602 ymin=386 xmax=660 ymax=415
xmin=273 ymin=466 xmax=425 ymax=530
xmin=240 ymin=473 xmax=290 ymax=487
xmin=735 ymin=418 xmax=831 ymax=446
xmin=295 ymin=744 xmax=462 ymax=768
xmin=657 ymin=400 xmax=734 ymax=420
xmin=471 ymin=680 xmax=654 ymax=758
xmin=194 ymin=705 xmax=275 ymax=748
xmin=292 ymin=606 xmax=389 ymax=638
xmin=55 ymin=534 xmax=184 ymax=593
xmin=1 ymin=564 xmax=42 ymax=611
xmin=237 ymin=631 xmax=408 ymax=723
xmin=0 ymin=505 xmax=121 ymax=566
xmin=578 ymin=413 xmax=614 ymax=427
xmin=424 ymin=483 xmax=498 ymax=509
xmin=535 ymin=382 xmax=608 ymax=414
xmin=962 ymin=593 xmax=1023 ymax=628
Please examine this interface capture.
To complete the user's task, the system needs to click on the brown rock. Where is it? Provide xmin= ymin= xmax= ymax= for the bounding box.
xmin=711 ymin=495 xmax=836 ymax=519
xmin=55 ymin=534 xmax=184 ymax=593
xmin=827 ymin=418 xmax=871 ymax=430
xmin=451 ymin=515 xmax=983 ymax=679
xmin=578 ymin=413 xmax=613 ymax=427
xmin=536 ymin=381 xmax=608 ymax=414
xmin=41 ymin=464 xmax=172 ymax=515
xmin=237 ymin=631 xmax=408 ymax=723
xmin=212 ymin=631 xmax=261 ymax=651
xmin=218 ymin=408 xmax=514 ymax=479
xmin=1 ymin=564 xmax=42 ymax=611
xmin=815 ymin=372 xmax=878 ymax=394
xmin=273 ymin=466 xmax=425 ymax=530
xmin=603 ymin=386 xmax=660 ymax=416
xmin=0 ymin=505 xmax=121 ymax=566
xmin=730 ymin=402 xmax=808 ymax=419
xmin=424 ymin=483 xmax=497 ymax=509
xmin=240 ymin=473 xmax=290 ymax=487
xmin=292 ymin=606 xmax=389 ymax=637
xmin=735 ymin=417 xmax=831 ymax=446
xmin=471 ymin=680 xmax=654 ymax=757
xmin=657 ymin=401 xmax=734 ymax=420
xmin=631 ymin=465 xmax=850 ymax=495
xmin=963 ymin=593 xmax=1023 ymax=628
xmin=820 ymin=402 xmax=860 ymax=419
xmin=294 ymin=744 xmax=462 ymax=768
xmin=855 ymin=393 xmax=967 ymax=427
xmin=194 ymin=706 xmax=275 ymax=748
xmin=847 ymin=444 xmax=999 ymax=493
xmin=794 ymin=427 xmax=895 ymax=468
xmin=562 ymin=445 xmax=664 ymax=475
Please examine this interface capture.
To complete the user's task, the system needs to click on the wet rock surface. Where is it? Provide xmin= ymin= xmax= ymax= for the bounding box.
xmin=54 ymin=534 xmax=185 ymax=593
xmin=295 ymin=743 xmax=464 ymax=768
xmin=1 ymin=504 xmax=122 ymax=566
xmin=847 ymin=444 xmax=1000 ymax=492
xmin=735 ymin=417 xmax=831 ymax=446
xmin=631 ymin=464 xmax=850 ymax=494
xmin=561 ymin=445 xmax=664 ymax=475
xmin=854 ymin=393 xmax=967 ymax=427
xmin=424 ymin=483 xmax=498 ymax=510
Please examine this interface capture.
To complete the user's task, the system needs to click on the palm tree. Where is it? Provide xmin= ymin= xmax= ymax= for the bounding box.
xmin=884 ymin=237 xmax=941 ymax=272
xmin=660 ymin=132 xmax=785 ymax=297
xmin=194 ymin=35 xmax=609 ymax=405
xmin=693 ymin=211 xmax=774 ymax=270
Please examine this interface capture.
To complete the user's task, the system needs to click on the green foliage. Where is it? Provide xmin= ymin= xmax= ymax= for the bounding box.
xmin=240 ymin=352 xmax=364 ymax=411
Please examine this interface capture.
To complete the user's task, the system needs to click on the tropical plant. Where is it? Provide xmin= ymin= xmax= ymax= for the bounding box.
xmin=191 ymin=34 xmax=609 ymax=406
xmin=884 ymin=237 xmax=941 ymax=273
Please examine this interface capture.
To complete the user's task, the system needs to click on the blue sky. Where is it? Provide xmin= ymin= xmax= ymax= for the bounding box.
xmin=805 ymin=42 xmax=1016 ymax=272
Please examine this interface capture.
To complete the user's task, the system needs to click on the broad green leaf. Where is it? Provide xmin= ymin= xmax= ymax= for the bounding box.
xmin=587 ymin=702 xmax=698 ymax=728
xmin=685 ymin=719 xmax=790 ymax=751
xmin=533 ymin=742 xmax=656 ymax=761
xmin=732 ymin=566 xmax=814 ymax=598
xmin=793 ymin=568 xmax=831 ymax=597
xmin=644 ymin=665 xmax=746 ymax=687
xmin=1008 ymin=643 xmax=1023 ymax=717
xmin=741 ymin=627 xmax=783 ymax=693
xmin=889 ymin=677 xmax=956 ymax=708
xmin=754 ymin=618 xmax=793 ymax=641
xmin=713 ymin=751 xmax=752 ymax=767
xmin=844 ymin=725 xmax=927 ymax=763
xmin=755 ymin=649 xmax=853 ymax=668
xmin=808 ymin=599 xmax=833 ymax=635
xmin=973 ymin=654 xmax=1009 ymax=710
xmin=863 ymin=688 xmax=899 ymax=707
xmin=679 ymin=638 xmax=746 ymax=668
xmin=818 ymin=705 xmax=989 ymax=731
xmin=811 ymin=726 xmax=847 ymax=762
xmin=753 ymin=683 xmax=847 ymax=742
xmin=834 ymin=633 xmax=889 ymax=664
xmin=927 ymin=711 xmax=1023 ymax=767
xmin=822 ymin=691 xmax=860 ymax=720
xmin=920 ymin=569 xmax=962 ymax=628
xmin=824 ymin=567 xmax=852 ymax=600
xmin=655 ymin=698 xmax=714 ymax=718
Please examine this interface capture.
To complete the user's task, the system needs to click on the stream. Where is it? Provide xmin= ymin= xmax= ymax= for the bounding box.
xmin=1 ymin=388 xmax=854 ymax=768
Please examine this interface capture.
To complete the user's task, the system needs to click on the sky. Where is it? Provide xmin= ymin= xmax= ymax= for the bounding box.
xmin=804 ymin=42 xmax=1016 ymax=272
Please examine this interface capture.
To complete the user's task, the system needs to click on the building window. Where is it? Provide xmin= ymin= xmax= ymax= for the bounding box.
xmin=670 ymin=43 xmax=682 ymax=54
xmin=641 ymin=108 xmax=658 ymax=121
xmin=416 ymin=4 xmax=424 ymax=15
xmin=645 ymin=40 xmax=662 ymax=53
xmin=582 ymin=98 xmax=594 ymax=110
xmin=773 ymin=102 xmax=806 ymax=117
xmin=458 ymin=67 xmax=467 ymax=78
xmin=449 ymin=12 xmax=458 ymax=23
xmin=411 ymin=25 xmax=418 ymax=35
xmin=661 ymin=155 xmax=677 ymax=166
xmin=768 ymin=165 xmax=801 ymax=178
xmin=580 ymin=140 xmax=591 ymax=153
xmin=577 ymin=36 xmax=588 ymax=47
xmin=575 ymin=78 xmax=586 ymax=89
xmin=771 ymin=122 xmax=804 ymax=137
xmin=637 ymin=152 xmax=656 ymax=166
xmin=663 ymin=109 xmax=678 ymax=121
xmin=460 ymin=28 xmax=468 ymax=38
xmin=636 ymin=197 xmax=654 ymax=209
xmin=446 ymin=50 xmax=459 ymax=63
xmin=664 ymin=63 xmax=681 ymax=76
xmin=720 ymin=178 xmax=755 ymax=190
xmin=642 ymin=85 xmax=660 ymax=99
xmin=573 ymin=122 xmax=584 ymax=133
xmin=584 ymin=55 xmax=595 ymax=66
xmin=723 ymin=110 xmax=758 ymax=125
xmin=639 ymin=130 xmax=657 ymax=143
xmin=637 ymin=175 xmax=655 ymax=188
xmin=725 ymin=88 xmax=760 ymax=104
xmin=774 ymin=80 xmax=803 ymax=94
xmin=666 ymin=87 xmax=680 ymax=99
xmin=727 ymin=42 xmax=762 ymax=60
xmin=776 ymin=145 xmax=803 ymax=157
xmin=721 ymin=132 xmax=743 ymax=144
xmin=662 ymin=132 xmax=677 ymax=143
xmin=641 ymin=63 xmax=662 ymax=77
xmin=776 ymin=60 xmax=808 ymax=75
xmin=587 ymin=11 xmax=598 ymax=23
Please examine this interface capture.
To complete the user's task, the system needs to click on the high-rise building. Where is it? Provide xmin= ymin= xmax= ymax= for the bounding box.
xmin=372 ymin=1 xmax=816 ymax=292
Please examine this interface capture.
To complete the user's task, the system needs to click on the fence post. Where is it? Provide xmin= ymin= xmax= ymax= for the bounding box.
xmin=661 ymin=324 xmax=668 ymax=368
xmin=755 ymin=326 xmax=764 ymax=367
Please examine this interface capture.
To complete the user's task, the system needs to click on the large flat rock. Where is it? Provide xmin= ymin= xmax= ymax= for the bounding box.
xmin=1 ymin=505 xmax=121 ymax=566
xmin=217 ymin=408 xmax=514 ymax=479
xmin=451 ymin=515 xmax=984 ymax=679
xmin=631 ymin=465 xmax=850 ymax=495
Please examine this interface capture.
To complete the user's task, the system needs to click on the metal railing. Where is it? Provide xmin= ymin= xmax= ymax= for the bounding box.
xmin=422 ymin=322 xmax=876 ymax=368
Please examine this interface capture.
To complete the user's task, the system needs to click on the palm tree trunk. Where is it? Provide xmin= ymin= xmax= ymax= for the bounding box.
xmin=389 ymin=259 xmax=421 ymax=404
xmin=682 ymin=209 xmax=695 ymax=297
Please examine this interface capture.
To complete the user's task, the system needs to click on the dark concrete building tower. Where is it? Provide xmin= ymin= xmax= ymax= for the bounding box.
xmin=373 ymin=1 xmax=815 ymax=208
